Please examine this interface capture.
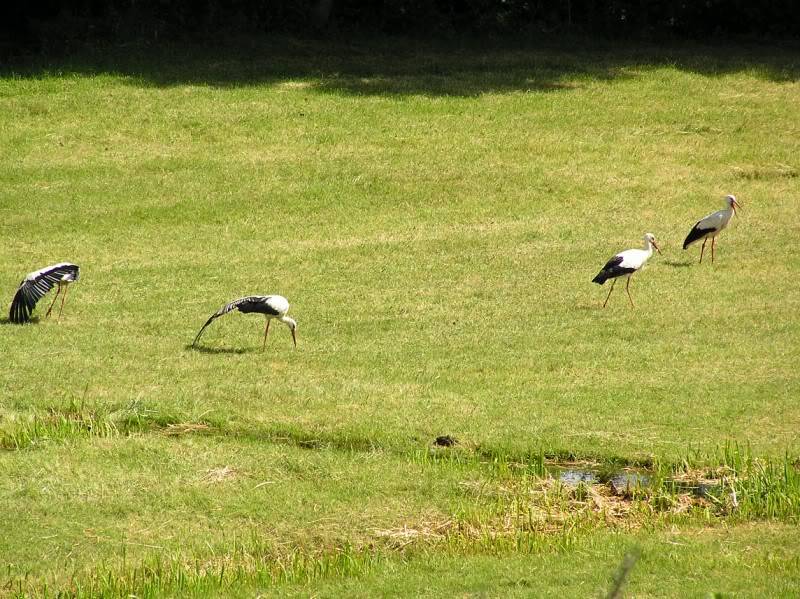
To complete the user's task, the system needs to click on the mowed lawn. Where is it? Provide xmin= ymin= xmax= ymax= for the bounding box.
xmin=1 ymin=37 xmax=799 ymax=595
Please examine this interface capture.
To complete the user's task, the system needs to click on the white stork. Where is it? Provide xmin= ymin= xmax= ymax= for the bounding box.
xmin=592 ymin=234 xmax=660 ymax=308
xmin=9 ymin=262 xmax=80 ymax=323
xmin=192 ymin=295 xmax=297 ymax=349
xmin=683 ymin=194 xmax=741 ymax=263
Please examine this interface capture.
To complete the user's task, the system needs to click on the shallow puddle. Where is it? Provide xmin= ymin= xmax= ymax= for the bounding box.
xmin=552 ymin=465 xmax=719 ymax=498
xmin=610 ymin=472 xmax=651 ymax=495
xmin=556 ymin=468 xmax=598 ymax=486
xmin=666 ymin=479 xmax=721 ymax=498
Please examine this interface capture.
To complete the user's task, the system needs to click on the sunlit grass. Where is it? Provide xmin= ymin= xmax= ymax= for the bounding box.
xmin=1 ymin=37 xmax=799 ymax=594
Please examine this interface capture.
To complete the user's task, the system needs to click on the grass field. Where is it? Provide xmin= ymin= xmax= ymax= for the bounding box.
xmin=1 ymin=36 xmax=799 ymax=596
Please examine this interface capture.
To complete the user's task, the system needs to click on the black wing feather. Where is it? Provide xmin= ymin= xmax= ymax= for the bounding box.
xmin=592 ymin=255 xmax=636 ymax=285
xmin=682 ymin=223 xmax=714 ymax=249
xmin=9 ymin=263 xmax=80 ymax=323
xmin=191 ymin=296 xmax=269 ymax=346
xmin=9 ymin=287 xmax=33 ymax=323
xmin=238 ymin=296 xmax=281 ymax=316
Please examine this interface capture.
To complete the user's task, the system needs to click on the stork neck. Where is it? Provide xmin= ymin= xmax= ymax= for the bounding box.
xmin=280 ymin=316 xmax=296 ymax=328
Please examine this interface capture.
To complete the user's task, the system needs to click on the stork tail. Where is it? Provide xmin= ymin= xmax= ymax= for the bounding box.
xmin=683 ymin=225 xmax=710 ymax=249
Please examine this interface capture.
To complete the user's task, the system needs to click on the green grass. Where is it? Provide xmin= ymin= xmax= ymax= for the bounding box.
xmin=1 ymin=36 xmax=799 ymax=595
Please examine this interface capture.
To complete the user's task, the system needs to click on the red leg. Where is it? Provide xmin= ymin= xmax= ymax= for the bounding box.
xmin=57 ymin=284 xmax=70 ymax=322
xmin=699 ymin=239 xmax=707 ymax=264
xmin=711 ymin=237 xmax=716 ymax=263
xmin=263 ymin=319 xmax=271 ymax=349
xmin=602 ymin=279 xmax=616 ymax=308
xmin=45 ymin=285 xmax=62 ymax=318
xmin=625 ymin=276 xmax=635 ymax=309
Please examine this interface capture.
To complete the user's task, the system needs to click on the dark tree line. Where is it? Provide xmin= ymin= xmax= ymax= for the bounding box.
xmin=2 ymin=1 xmax=799 ymax=54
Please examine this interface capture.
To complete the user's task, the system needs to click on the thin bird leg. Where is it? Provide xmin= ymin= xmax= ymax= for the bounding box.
xmin=699 ymin=239 xmax=707 ymax=264
xmin=711 ymin=236 xmax=716 ymax=263
xmin=57 ymin=284 xmax=70 ymax=322
xmin=263 ymin=319 xmax=271 ymax=349
xmin=602 ymin=279 xmax=617 ymax=308
xmin=44 ymin=285 xmax=62 ymax=318
xmin=625 ymin=276 xmax=635 ymax=309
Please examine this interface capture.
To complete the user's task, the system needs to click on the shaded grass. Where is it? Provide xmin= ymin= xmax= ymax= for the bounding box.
xmin=4 ymin=35 xmax=800 ymax=94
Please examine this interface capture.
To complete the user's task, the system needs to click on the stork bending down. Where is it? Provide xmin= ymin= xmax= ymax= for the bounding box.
xmin=192 ymin=295 xmax=297 ymax=349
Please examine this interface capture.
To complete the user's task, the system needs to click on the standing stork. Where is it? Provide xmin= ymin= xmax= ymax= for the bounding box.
xmin=592 ymin=234 xmax=660 ymax=308
xmin=9 ymin=262 xmax=80 ymax=323
xmin=683 ymin=194 xmax=741 ymax=263
xmin=192 ymin=295 xmax=297 ymax=349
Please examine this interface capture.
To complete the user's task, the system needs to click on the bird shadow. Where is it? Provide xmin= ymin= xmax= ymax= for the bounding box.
xmin=661 ymin=260 xmax=694 ymax=268
xmin=186 ymin=343 xmax=259 ymax=355
xmin=575 ymin=304 xmax=602 ymax=311
xmin=0 ymin=316 xmax=41 ymax=325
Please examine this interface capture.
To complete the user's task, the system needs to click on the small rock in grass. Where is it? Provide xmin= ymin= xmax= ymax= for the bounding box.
xmin=434 ymin=435 xmax=457 ymax=447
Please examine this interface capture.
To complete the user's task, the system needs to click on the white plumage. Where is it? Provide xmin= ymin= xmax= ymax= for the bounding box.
xmin=683 ymin=194 xmax=741 ymax=263
xmin=612 ymin=246 xmax=654 ymax=271
xmin=592 ymin=233 xmax=661 ymax=308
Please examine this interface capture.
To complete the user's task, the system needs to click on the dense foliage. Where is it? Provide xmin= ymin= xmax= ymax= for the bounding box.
xmin=2 ymin=0 xmax=799 ymax=54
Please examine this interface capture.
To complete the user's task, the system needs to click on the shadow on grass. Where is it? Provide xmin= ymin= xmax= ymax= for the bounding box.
xmin=0 ymin=316 xmax=41 ymax=325
xmin=662 ymin=260 xmax=694 ymax=268
xmin=235 ymin=424 xmax=384 ymax=452
xmin=2 ymin=35 xmax=799 ymax=97
xmin=187 ymin=343 xmax=259 ymax=355
xmin=200 ymin=421 xmax=646 ymax=468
